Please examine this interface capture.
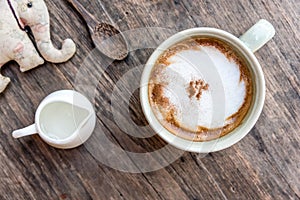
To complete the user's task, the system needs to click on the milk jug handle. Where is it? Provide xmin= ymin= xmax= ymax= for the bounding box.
xmin=239 ymin=19 xmax=275 ymax=53
xmin=12 ymin=124 xmax=37 ymax=138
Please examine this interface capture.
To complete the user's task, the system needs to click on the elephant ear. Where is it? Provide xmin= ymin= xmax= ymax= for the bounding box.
xmin=7 ymin=0 xmax=26 ymax=30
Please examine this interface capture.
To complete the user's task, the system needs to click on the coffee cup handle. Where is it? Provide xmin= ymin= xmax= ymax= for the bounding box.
xmin=239 ymin=19 xmax=275 ymax=53
xmin=12 ymin=124 xmax=38 ymax=138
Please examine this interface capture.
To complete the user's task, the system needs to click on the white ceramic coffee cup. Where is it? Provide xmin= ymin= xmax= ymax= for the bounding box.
xmin=140 ymin=19 xmax=275 ymax=153
xmin=12 ymin=90 xmax=96 ymax=149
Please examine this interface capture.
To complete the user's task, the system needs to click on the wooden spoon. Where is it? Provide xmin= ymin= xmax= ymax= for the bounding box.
xmin=66 ymin=0 xmax=128 ymax=60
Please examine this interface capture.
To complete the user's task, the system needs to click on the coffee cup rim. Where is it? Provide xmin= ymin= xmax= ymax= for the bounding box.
xmin=140 ymin=27 xmax=265 ymax=153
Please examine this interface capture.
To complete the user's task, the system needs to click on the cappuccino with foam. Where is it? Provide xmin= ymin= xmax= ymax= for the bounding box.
xmin=148 ymin=37 xmax=253 ymax=141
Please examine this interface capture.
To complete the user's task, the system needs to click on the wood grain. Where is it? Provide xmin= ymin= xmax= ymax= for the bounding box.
xmin=0 ymin=0 xmax=299 ymax=199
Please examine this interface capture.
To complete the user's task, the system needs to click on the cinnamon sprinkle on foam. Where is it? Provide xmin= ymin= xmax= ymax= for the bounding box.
xmin=187 ymin=79 xmax=209 ymax=100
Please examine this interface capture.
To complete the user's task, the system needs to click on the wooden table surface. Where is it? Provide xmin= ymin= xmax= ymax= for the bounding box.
xmin=0 ymin=0 xmax=299 ymax=199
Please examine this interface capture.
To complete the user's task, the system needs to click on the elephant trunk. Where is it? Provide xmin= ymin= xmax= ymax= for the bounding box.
xmin=31 ymin=22 xmax=76 ymax=63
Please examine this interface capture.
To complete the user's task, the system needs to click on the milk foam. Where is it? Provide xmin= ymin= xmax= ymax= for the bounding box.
xmin=156 ymin=45 xmax=246 ymax=131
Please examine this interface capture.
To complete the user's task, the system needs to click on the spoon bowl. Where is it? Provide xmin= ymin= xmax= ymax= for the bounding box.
xmin=92 ymin=23 xmax=128 ymax=60
xmin=67 ymin=0 xmax=128 ymax=60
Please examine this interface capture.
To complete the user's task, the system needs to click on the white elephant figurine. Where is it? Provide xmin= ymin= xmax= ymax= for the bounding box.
xmin=0 ymin=0 xmax=76 ymax=93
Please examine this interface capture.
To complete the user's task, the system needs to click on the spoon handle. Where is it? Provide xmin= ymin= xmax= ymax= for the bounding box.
xmin=66 ymin=0 xmax=98 ymax=32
